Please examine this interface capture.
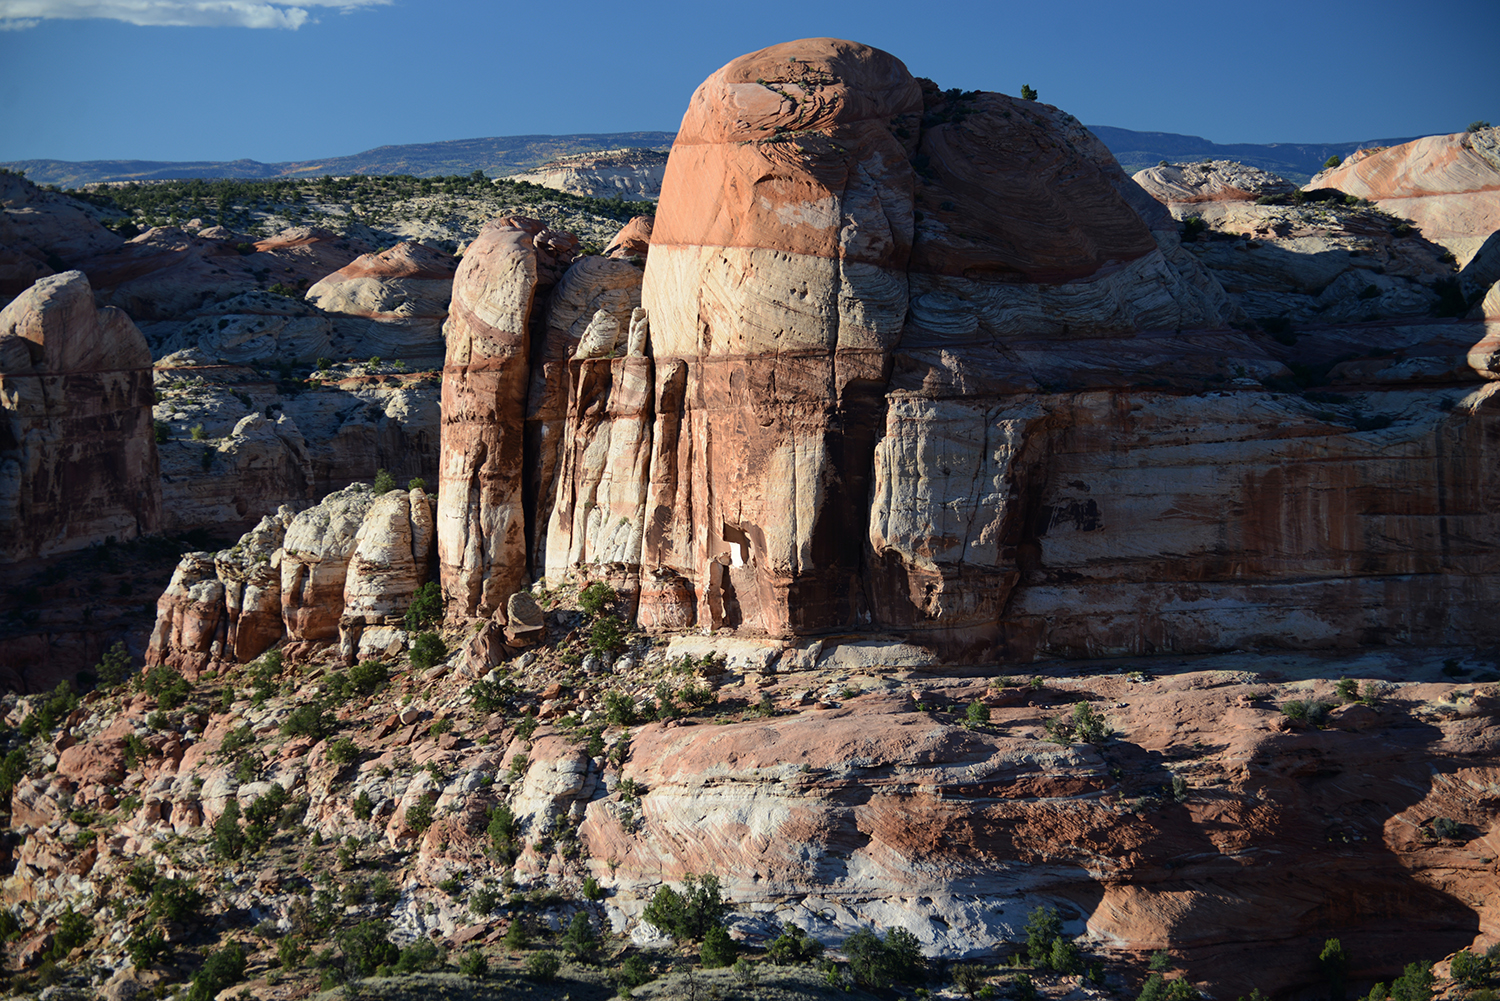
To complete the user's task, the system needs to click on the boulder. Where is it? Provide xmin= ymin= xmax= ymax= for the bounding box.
xmin=604 ymin=215 xmax=653 ymax=260
xmin=0 ymin=270 xmax=161 ymax=561
xmin=340 ymin=487 xmax=436 ymax=660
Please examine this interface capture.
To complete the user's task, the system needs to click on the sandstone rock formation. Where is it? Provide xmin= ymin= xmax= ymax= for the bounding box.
xmin=0 ymin=171 xmax=122 ymax=308
xmin=0 ymin=271 xmax=161 ymax=561
xmin=413 ymin=38 xmax=1500 ymax=667
xmin=509 ymin=148 xmax=668 ymax=201
xmin=437 ymin=218 xmax=578 ymax=619
xmin=1132 ymin=159 xmax=1297 ymax=206
xmin=306 ymin=240 xmax=458 ymax=369
xmin=1312 ymin=127 xmax=1500 ymax=266
xmin=603 ymin=215 xmax=653 ymax=260
xmin=146 ymin=482 xmax=437 ymax=671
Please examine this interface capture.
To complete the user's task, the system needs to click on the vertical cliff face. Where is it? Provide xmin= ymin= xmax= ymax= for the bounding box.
xmin=639 ymin=38 xmax=924 ymax=636
xmin=436 ymin=219 xmax=572 ymax=620
xmin=0 ymin=270 xmax=161 ymax=562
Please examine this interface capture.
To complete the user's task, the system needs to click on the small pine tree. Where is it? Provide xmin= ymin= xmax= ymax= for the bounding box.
xmin=1020 ymin=84 xmax=1038 ymax=101
xmin=372 ymin=468 xmax=395 ymax=495
xmin=701 ymin=924 xmax=737 ymax=968
xmin=1324 ymin=155 xmax=1343 ymax=169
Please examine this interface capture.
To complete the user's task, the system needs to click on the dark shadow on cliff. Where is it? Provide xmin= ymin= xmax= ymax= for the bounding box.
xmin=1058 ymin=702 xmax=1480 ymax=997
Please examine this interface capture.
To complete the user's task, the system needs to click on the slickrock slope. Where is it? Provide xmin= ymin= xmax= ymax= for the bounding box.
xmin=1311 ymin=127 xmax=1500 ymax=266
xmin=0 ymin=270 xmax=161 ymax=561
xmin=509 ymin=148 xmax=669 ymax=201
xmin=305 ymin=240 xmax=459 ymax=368
xmin=0 ymin=170 xmax=122 ymax=307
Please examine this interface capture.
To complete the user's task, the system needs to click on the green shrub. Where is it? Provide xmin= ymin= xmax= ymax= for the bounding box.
xmin=487 ymin=803 xmax=518 ymax=860
xmin=1019 ymin=84 xmax=1037 ymax=101
xmin=768 ymin=922 xmax=824 ymax=965
xmin=587 ymin=614 xmax=627 ymax=659
xmin=470 ymin=887 xmax=499 ymax=916
xmin=49 ymin=907 xmax=91 ymax=957
xmin=213 ymin=799 xmax=247 ymax=859
xmin=406 ymin=793 xmax=437 ymax=834
xmin=578 ymin=582 xmax=617 ymax=619
xmin=186 ymin=939 xmax=246 ymax=1001
xmin=372 ymin=468 xmax=396 ymax=495
xmin=189 ymin=423 xmax=207 ymax=441
xmin=1281 ymin=700 xmax=1330 ymax=725
xmin=370 ymin=873 xmax=400 ymax=905
xmin=1025 ymin=906 xmax=1062 ymax=964
xmin=951 ymin=963 xmax=987 ymax=996
xmin=1450 ymin=949 xmax=1490 ymax=987
xmin=459 ymin=950 xmax=489 ymax=978
xmin=337 ymin=920 xmax=399 ymax=977
xmin=844 ymin=926 xmax=923 ymax=988
xmin=640 ymin=873 xmax=726 ymax=941
xmin=1335 ymin=678 xmax=1359 ymax=702
xmin=583 ymin=876 xmax=603 ymax=901
xmin=701 ymin=923 xmax=737 ymax=968
xmin=353 ymin=790 xmax=373 ymax=820
xmin=95 ymin=641 xmax=133 ymax=687
xmin=126 ymin=860 xmax=157 ymax=894
xmin=410 ymin=631 xmax=447 ymax=670
xmin=504 ymin=915 xmax=531 ymax=950
xmin=394 ymin=937 xmax=442 ymax=974
xmin=563 ymin=911 xmax=599 ymax=961
xmin=525 ymin=951 xmax=562 ymax=981
xmin=1320 ymin=937 xmax=1349 ymax=1000
xmin=149 ymin=878 xmax=205 ymax=923
xmin=404 ymin=581 xmax=444 ymax=633
xmin=142 ymin=665 xmax=192 ymax=709
xmin=218 ymin=723 xmax=255 ymax=760
xmin=154 ymin=421 xmax=170 ymax=443
xmin=408 ymin=477 xmax=426 ymax=491
xmin=326 ymin=738 xmax=359 ymax=765
xmin=346 ymin=659 xmax=389 ymax=696
xmin=0 ymin=748 xmax=28 ymax=800
xmin=965 ymin=701 xmax=990 ymax=727
xmin=468 ymin=676 xmax=513 ymax=713
xmin=603 ymin=690 xmax=638 ymax=726
xmin=280 ymin=702 xmax=334 ymax=740
xmin=1324 ymin=155 xmax=1343 ymax=169
xmin=515 ymin=708 xmax=539 ymax=741
xmin=126 ymin=927 xmax=168 ymax=968
xmin=619 ymin=953 xmax=655 ymax=987
xmin=1181 ymin=216 xmax=1208 ymax=241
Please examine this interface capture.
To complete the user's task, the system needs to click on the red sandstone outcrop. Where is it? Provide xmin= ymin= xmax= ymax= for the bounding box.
xmin=1132 ymin=159 xmax=1297 ymax=206
xmin=437 ymin=218 xmax=578 ymax=619
xmin=0 ymin=270 xmax=161 ymax=561
xmin=604 ymin=215 xmax=653 ymax=260
xmin=1312 ymin=127 xmax=1500 ymax=266
xmin=637 ymin=38 xmax=925 ymax=636
xmin=305 ymin=240 xmax=459 ymax=368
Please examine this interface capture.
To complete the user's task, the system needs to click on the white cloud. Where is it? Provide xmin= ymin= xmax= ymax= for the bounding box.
xmin=0 ymin=0 xmax=388 ymax=30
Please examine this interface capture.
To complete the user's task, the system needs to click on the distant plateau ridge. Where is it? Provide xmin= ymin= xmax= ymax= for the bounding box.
xmin=2 ymin=125 xmax=1427 ymax=187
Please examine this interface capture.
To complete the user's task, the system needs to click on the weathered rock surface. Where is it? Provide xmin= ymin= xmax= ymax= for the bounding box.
xmin=438 ymin=218 xmax=578 ymax=619
xmin=1312 ymin=127 xmax=1500 ymax=266
xmin=508 ymin=148 xmax=668 ymax=201
xmin=147 ymin=482 xmax=438 ymax=670
xmin=306 ymin=240 xmax=458 ymax=368
xmin=152 ymin=364 xmax=439 ymax=534
xmin=1132 ymin=159 xmax=1297 ymax=206
xmin=578 ymin=664 xmax=1500 ymax=996
xmin=0 ymin=171 xmax=122 ymax=307
xmin=340 ymin=487 xmax=436 ymax=661
xmin=0 ymin=271 xmax=161 ymax=561
xmin=604 ymin=215 xmax=653 ymax=260
xmin=526 ymin=256 xmax=644 ymax=564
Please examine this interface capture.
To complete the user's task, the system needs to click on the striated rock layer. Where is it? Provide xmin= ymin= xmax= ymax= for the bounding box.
xmin=1312 ymin=127 xmax=1500 ymax=266
xmin=0 ymin=271 xmax=161 ymax=561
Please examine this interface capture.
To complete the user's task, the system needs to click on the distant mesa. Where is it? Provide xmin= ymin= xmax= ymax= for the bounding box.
xmin=507 ymin=148 xmax=669 ymax=202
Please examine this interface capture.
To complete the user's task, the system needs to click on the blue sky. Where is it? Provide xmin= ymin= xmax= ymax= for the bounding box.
xmin=1 ymin=0 xmax=1496 ymax=164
